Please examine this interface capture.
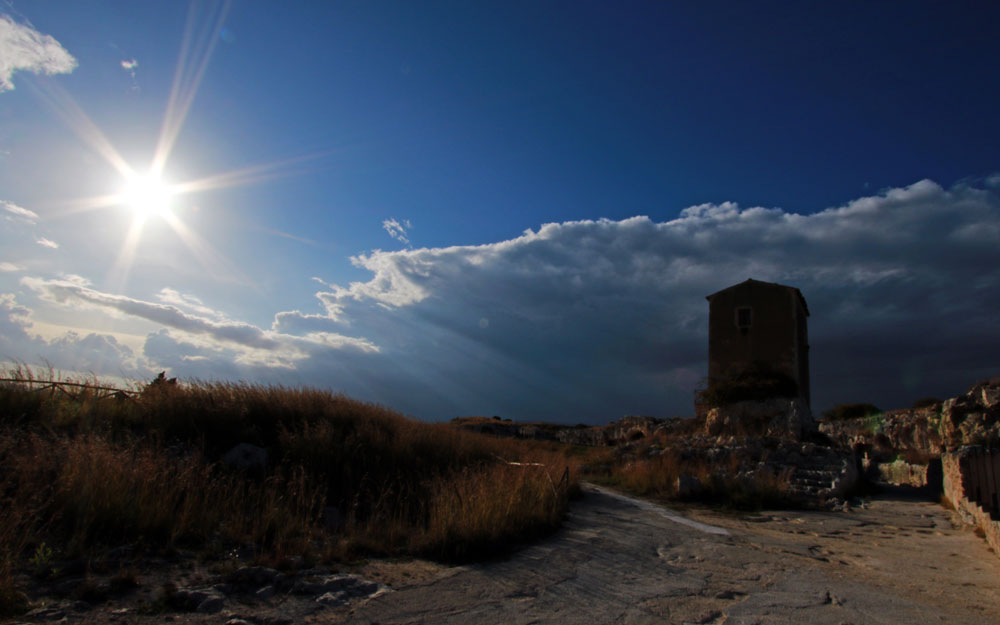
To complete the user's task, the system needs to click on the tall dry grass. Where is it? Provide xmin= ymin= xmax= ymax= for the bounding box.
xmin=0 ymin=367 xmax=576 ymax=616
xmin=591 ymin=448 xmax=793 ymax=511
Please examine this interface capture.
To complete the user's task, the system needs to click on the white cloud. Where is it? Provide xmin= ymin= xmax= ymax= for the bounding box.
xmin=156 ymin=288 xmax=226 ymax=320
xmin=0 ymin=14 xmax=76 ymax=92
xmin=276 ymin=178 xmax=1000 ymax=419
xmin=120 ymin=57 xmax=138 ymax=91
xmin=5 ymin=178 xmax=999 ymax=422
xmin=0 ymin=262 xmax=22 ymax=272
xmin=20 ymin=278 xmax=378 ymax=370
xmin=0 ymin=293 xmax=147 ymax=378
xmin=382 ymin=217 xmax=412 ymax=245
xmin=35 ymin=237 xmax=58 ymax=249
xmin=2 ymin=200 xmax=39 ymax=223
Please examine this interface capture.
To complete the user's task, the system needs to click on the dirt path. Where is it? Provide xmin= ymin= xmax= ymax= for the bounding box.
xmin=330 ymin=485 xmax=1000 ymax=625
xmin=15 ymin=486 xmax=999 ymax=624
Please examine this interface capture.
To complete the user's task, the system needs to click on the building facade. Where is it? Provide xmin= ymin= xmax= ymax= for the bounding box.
xmin=705 ymin=278 xmax=810 ymax=406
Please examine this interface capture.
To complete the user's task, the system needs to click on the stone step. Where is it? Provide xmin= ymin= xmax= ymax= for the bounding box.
xmin=791 ymin=475 xmax=835 ymax=485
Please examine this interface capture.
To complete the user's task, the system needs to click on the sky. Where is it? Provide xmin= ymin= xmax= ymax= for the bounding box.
xmin=1 ymin=1 xmax=998 ymax=423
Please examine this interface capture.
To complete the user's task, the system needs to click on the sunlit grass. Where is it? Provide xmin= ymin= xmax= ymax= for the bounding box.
xmin=0 ymin=366 xmax=577 ymax=616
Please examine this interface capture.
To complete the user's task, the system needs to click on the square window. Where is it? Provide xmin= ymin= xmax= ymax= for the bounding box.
xmin=736 ymin=307 xmax=752 ymax=328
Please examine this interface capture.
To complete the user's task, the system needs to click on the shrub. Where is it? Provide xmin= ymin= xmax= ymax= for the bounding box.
xmin=821 ymin=402 xmax=881 ymax=421
xmin=589 ymin=449 xmax=794 ymax=511
xmin=912 ymin=397 xmax=942 ymax=409
xmin=698 ymin=362 xmax=798 ymax=407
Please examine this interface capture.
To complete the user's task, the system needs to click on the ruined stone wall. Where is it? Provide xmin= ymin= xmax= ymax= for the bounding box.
xmin=702 ymin=397 xmax=813 ymax=440
xmin=877 ymin=458 xmax=941 ymax=488
xmin=820 ymin=377 xmax=1000 ymax=458
xmin=942 ymin=447 xmax=1000 ymax=557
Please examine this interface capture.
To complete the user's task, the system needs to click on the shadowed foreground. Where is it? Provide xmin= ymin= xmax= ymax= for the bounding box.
xmin=333 ymin=485 xmax=1000 ymax=625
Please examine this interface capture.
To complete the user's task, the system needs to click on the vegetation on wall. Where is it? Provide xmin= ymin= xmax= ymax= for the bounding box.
xmin=911 ymin=397 xmax=943 ymax=409
xmin=587 ymin=448 xmax=794 ymax=511
xmin=698 ymin=362 xmax=799 ymax=407
xmin=820 ymin=402 xmax=882 ymax=422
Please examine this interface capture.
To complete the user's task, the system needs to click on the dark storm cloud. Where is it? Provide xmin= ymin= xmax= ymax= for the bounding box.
xmin=8 ymin=178 xmax=999 ymax=422
xmin=285 ymin=178 xmax=1000 ymax=419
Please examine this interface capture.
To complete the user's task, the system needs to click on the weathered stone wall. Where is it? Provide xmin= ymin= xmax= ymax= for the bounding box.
xmin=702 ymin=398 xmax=813 ymax=440
xmin=820 ymin=377 xmax=1000 ymax=458
xmin=875 ymin=458 xmax=941 ymax=488
xmin=942 ymin=446 xmax=1000 ymax=557
xmin=706 ymin=279 xmax=810 ymax=405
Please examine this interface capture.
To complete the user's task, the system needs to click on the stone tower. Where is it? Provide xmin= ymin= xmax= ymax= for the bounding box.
xmin=705 ymin=278 xmax=810 ymax=407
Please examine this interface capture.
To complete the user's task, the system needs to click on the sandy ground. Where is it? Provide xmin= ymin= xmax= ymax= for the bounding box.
xmin=11 ymin=485 xmax=1000 ymax=624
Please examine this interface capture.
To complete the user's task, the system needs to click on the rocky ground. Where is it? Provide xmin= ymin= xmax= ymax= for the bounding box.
xmin=9 ymin=484 xmax=1000 ymax=625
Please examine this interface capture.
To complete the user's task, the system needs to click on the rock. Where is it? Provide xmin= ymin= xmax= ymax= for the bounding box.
xmin=877 ymin=459 xmax=935 ymax=487
xmin=703 ymin=398 xmax=812 ymax=439
xmin=221 ymin=443 xmax=268 ymax=473
xmin=821 ymin=377 xmax=1000 ymax=456
xmin=25 ymin=606 xmax=66 ymax=621
xmin=227 ymin=565 xmax=279 ymax=586
xmin=316 ymin=591 xmax=348 ymax=606
xmin=70 ymin=600 xmax=91 ymax=612
xmin=292 ymin=575 xmax=352 ymax=595
xmin=196 ymin=596 xmax=225 ymax=613
xmin=255 ymin=585 xmax=276 ymax=600
xmin=273 ymin=572 xmax=291 ymax=590
xmin=172 ymin=587 xmax=226 ymax=612
xmin=292 ymin=574 xmax=386 ymax=607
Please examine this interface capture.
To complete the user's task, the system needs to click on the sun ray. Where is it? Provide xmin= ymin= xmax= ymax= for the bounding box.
xmin=160 ymin=211 xmax=258 ymax=289
xmin=28 ymin=80 xmax=133 ymax=178
xmin=152 ymin=0 xmax=231 ymax=176
xmin=171 ymin=150 xmax=337 ymax=195
xmin=25 ymin=0 xmax=331 ymax=295
xmin=106 ymin=219 xmax=147 ymax=293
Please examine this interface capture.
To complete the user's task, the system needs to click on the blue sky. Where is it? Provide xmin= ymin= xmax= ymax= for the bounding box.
xmin=1 ymin=1 xmax=999 ymax=422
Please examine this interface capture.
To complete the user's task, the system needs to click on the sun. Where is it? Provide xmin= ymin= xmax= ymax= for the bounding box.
xmin=120 ymin=171 xmax=174 ymax=220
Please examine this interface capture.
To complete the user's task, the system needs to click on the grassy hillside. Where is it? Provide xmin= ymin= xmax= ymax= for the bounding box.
xmin=0 ymin=368 xmax=578 ymax=616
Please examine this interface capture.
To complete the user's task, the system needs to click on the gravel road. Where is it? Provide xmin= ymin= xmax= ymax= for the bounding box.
xmin=334 ymin=484 xmax=1000 ymax=625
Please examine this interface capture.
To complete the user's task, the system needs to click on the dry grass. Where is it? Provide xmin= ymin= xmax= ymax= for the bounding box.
xmin=589 ymin=447 xmax=794 ymax=511
xmin=0 ymin=366 xmax=576 ymax=616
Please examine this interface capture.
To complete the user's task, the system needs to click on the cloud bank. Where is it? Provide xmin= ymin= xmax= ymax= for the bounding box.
xmin=5 ymin=178 xmax=999 ymax=422
xmin=0 ymin=14 xmax=76 ymax=92
xmin=0 ymin=293 xmax=142 ymax=378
